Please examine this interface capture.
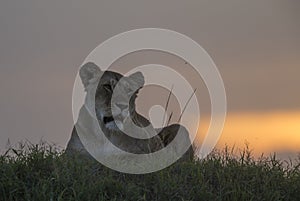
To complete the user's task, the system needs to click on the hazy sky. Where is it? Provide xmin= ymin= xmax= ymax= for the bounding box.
xmin=0 ymin=0 xmax=299 ymax=153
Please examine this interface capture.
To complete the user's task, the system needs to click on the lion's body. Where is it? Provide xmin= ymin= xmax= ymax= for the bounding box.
xmin=66 ymin=62 xmax=194 ymax=161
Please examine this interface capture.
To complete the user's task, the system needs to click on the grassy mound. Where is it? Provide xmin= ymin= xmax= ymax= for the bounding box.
xmin=0 ymin=142 xmax=299 ymax=201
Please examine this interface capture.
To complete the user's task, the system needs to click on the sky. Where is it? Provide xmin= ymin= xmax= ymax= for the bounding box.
xmin=0 ymin=0 xmax=299 ymax=159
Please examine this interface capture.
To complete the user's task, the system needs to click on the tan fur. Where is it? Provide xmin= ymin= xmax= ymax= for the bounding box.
xmin=66 ymin=62 xmax=194 ymax=160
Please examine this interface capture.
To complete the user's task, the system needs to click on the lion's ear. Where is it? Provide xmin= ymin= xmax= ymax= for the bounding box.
xmin=128 ymin=71 xmax=145 ymax=88
xmin=79 ymin=62 xmax=102 ymax=89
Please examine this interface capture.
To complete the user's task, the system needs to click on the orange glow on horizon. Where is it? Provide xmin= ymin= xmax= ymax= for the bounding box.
xmin=196 ymin=111 xmax=300 ymax=156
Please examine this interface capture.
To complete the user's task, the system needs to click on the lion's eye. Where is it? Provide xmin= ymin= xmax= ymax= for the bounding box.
xmin=103 ymin=84 xmax=112 ymax=92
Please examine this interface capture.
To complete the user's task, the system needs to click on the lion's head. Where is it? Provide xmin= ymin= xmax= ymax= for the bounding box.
xmin=80 ymin=62 xmax=145 ymax=131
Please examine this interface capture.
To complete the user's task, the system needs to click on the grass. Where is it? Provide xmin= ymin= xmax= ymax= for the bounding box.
xmin=0 ymin=142 xmax=299 ymax=201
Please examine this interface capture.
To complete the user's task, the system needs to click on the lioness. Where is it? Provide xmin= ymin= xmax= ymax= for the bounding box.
xmin=66 ymin=62 xmax=194 ymax=161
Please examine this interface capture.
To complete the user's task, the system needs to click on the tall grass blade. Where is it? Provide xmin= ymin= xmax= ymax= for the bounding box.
xmin=177 ymin=88 xmax=197 ymax=123
xmin=162 ymin=85 xmax=173 ymax=127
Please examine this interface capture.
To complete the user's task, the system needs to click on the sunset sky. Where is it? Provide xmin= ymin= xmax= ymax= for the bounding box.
xmin=0 ymin=1 xmax=299 ymax=159
xmin=197 ymin=111 xmax=300 ymax=159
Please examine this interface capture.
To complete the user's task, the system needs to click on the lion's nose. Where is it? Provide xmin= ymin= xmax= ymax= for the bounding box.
xmin=116 ymin=103 xmax=127 ymax=111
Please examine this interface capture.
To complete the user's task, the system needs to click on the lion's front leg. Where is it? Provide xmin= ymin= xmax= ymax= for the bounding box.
xmin=157 ymin=124 xmax=194 ymax=161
